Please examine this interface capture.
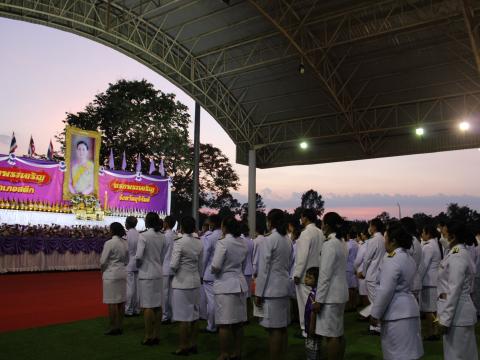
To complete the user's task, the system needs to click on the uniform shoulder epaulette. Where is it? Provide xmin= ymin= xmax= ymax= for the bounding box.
xmin=451 ymin=246 xmax=459 ymax=254
xmin=387 ymin=251 xmax=396 ymax=258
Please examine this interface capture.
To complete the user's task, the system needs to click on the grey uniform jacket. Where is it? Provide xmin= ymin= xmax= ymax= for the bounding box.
xmin=363 ymin=232 xmax=386 ymax=282
xmin=211 ymin=234 xmax=248 ymax=294
xmin=294 ymin=223 xmax=324 ymax=282
xmin=371 ymin=248 xmax=419 ymax=321
xmin=162 ymin=229 xmax=175 ymax=276
xmin=135 ymin=228 xmax=166 ymax=280
xmin=101 ymin=236 xmax=128 ymax=280
xmin=315 ymin=233 xmax=349 ymax=304
xmin=170 ymin=234 xmax=204 ymax=289
xmin=437 ymin=244 xmax=477 ymax=327
xmin=126 ymin=228 xmax=140 ymax=272
xmin=255 ymin=229 xmax=292 ymax=298
xmin=202 ymin=229 xmax=222 ymax=282
xmin=419 ymin=238 xmax=442 ymax=287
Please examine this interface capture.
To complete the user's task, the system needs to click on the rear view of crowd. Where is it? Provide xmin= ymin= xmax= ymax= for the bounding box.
xmin=99 ymin=209 xmax=480 ymax=360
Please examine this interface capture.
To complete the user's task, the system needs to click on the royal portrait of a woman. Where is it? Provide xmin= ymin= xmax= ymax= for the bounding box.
xmin=69 ymin=141 xmax=94 ymax=195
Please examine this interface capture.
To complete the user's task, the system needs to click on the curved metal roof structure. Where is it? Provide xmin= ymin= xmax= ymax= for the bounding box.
xmin=1 ymin=0 xmax=480 ymax=168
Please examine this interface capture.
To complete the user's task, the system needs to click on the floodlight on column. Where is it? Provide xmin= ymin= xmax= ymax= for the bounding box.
xmin=300 ymin=141 xmax=308 ymax=149
xmin=459 ymin=121 xmax=470 ymax=131
xmin=415 ymin=127 xmax=424 ymax=136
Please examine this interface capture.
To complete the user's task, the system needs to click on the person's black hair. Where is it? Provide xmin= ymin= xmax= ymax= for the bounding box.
xmin=145 ymin=212 xmax=162 ymax=232
xmin=164 ymin=215 xmax=176 ymax=229
xmin=222 ymin=216 xmax=242 ymax=237
xmin=181 ymin=216 xmax=196 ymax=234
xmin=306 ymin=267 xmax=319 ymax=283
xmin=446 ymin=219 xmax=474 ymax=245
xmin=323 ymin=212 xmax=344 ymax=236
xmin=301 ymin=208 xmax=317 ymax=223
xmin=369 ymin=218 xmax=385 ymax=233
xmin=208 ymin=214 xmax=222 ymax=229
xmin=255 ymin=212 xmax=267 ymax=235
xmin=386 ymin=221 xmax=413 ymax=250
xmin=400 ymin=217 xmax=418 ymax=238
xmin=348 ymin=228 xmax=357 ymax=239
xmin=240 ymin=221 xmax=249 ymax=237
xmin=76 ymin=141 xmax=89 ymax=150
xmin=267 ymin=208 xmax=288 ymax=236
xmin=110 ymin=222 xmax=126 ymax=237
xmin=423 ymin=224 xmax=443 ymax=258
xmin=125 ymin=216 xmax=138 ymax=230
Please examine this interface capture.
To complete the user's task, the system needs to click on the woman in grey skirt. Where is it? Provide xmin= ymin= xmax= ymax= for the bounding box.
xmin=100 ymin=222 xmax=128 ymax=335
xmin=211 ymin=216 xmax=248 ymax=360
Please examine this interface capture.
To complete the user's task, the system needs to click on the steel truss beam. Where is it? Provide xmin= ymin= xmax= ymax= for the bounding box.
xmin=0 ymin=0 xmax=255 ymax=146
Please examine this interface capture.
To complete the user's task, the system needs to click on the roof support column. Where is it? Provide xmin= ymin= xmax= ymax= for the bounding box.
xmin=248 ymin=148 xmax=256 ymax=238
xmin=192 ymin=102 xmax=201 ymax=230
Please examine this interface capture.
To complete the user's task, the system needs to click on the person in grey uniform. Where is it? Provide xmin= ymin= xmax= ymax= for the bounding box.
xmin=474 ymin=228 xmax=480 ymax=318
xmin=370 ymin=221 xmax=424 ymax=360
xmin=161 ymin=215 xmax=176 ymax=324
xmin=170 ymin=216 xmax=203 ymax=356
xmin=359 ymin=218 xmax=385 ymax=334
xmin=401 ymin=217 xmax=423 ymax=301
xmin=124 ymin=216 xmax=140 ymax=316
xmin=100 ymin=222 xmax=128 ymax=335
xmin=135 ymin=212 xmax=166 ymax=346
xmin=255 ymin=209 xmax=292 ymax=360
xmin=202 ymin=214 xmax=222 ymax=333
xmin=312 ymin=212 xmax=348 ymax=360
xmin=294 ymin=208 xmax=324 ymax=338
xmin=419 ymin=224 xmax=442 ymax=340
xmin=199 ymin=220 xmax=212 ymax=320
xmin=211 ymin=216 xmax=248 ymax=360
xmin=437 ymin=220 xmax=478 ymax=360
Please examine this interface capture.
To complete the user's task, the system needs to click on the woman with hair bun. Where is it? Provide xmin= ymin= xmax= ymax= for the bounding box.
xmin=255 ymin=209 xmax=292 ymax=360
xmin=437 ymin=220 xmax=478 ymax=360
xmin=312 ymin=212 xmax=348 ymax=360
xmin=370 ymin=221 xmax=423 ymax=360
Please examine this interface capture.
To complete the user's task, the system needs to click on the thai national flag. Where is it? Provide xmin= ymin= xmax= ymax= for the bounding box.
xmin=9 ymin=132 xmax=17 ymax=154
xmin=28 ymin=136 xmax=36 ymax=157
xmin=47 ymin=140 xmax=54 ymax=160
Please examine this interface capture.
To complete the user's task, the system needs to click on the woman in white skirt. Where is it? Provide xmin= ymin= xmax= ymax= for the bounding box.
xmin=354 ymin=230 xmax=369 ymax=308
xmin=419 ymin=224 xmax=442 ymax=340
xmin=370 ymin=221 xmax=423 ymax=360
xmin=170 ymin=216 xmax=203 ymax=356
xmin=255 ymin=209 xmax=292 ymax=360
xmin=135 ymin=212 xmax=165 ymax=345
xmin=312 ymin=212 xmax=348 ymax=360
xmin=437 ymin=220 xmax=478 ymax=360
xmin=211 ymin=216 xmax=248 ymax=360
xmin=100 ymin=222 xmax=128 ymax=335
xmin=346 ymin=229 xmax=359 ymax=311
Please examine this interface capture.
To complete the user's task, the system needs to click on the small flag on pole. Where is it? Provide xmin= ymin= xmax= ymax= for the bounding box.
xmin=149 ymin=158 xmax=155 ymax=174
xmin=28 ymin=136 xmax=36 ymax=157
xmin=159 ymin=159 xmax=165 ymax=177
xmin=47 ymin=140 xmax=54 ymax=160
xmin=108 ymin=149 xmax=115 ymax=169
xmin=121 ymin=151 xmax=127 ymax=171
xmin=9 ymin=132 xmax=17 ymax=154
xmin=135 ymin=154 xmax=142 ymax=173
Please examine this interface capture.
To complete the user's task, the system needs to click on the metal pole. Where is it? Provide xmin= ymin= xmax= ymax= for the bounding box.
xmin=193 ymin=102 xmax=201 ymax=230
xmin=397 ymin=202 xmax=402 ymax=219
xmin=248 ymin=149 xmax=256 ymax=238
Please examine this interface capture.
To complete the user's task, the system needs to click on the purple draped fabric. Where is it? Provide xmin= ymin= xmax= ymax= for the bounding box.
xmin=0 ymin=236 xmax=107 ymax=255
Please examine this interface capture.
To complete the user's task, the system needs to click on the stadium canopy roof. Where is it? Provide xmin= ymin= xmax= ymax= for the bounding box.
xmin=2 ymin=0 xmax=480 ymax=168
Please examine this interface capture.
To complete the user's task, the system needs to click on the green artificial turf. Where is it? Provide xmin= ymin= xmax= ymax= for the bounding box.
xmin=0 ymin=313 xmax=477 ymax=360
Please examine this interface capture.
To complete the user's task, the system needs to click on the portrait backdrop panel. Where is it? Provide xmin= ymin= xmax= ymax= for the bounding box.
xmin=63 ymin=126 xmax=101 ymax=200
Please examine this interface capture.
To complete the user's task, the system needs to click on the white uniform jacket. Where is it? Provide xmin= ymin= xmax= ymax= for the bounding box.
xmin=170 ymin=234 xmax=203 ymax=289
xmin=419 ymin=238 xmax=442 ymax=287
xmin=135 ymin=228 xmax=166 ymax=280
xmin=293 ymin=223 xmax=325 ymax=282
xmin=241 ymin=235 xmax=254 ymax=277
xmin=252 ymin=234 xmax=265 ymax=277
xmin=408 ymin=236 xmax=423 ymax=292
xmin=371 ymin=248 xmax=419 ymax=321
xmin=162 ymin=229 xmax=175 ymax=276
xmin=255 ymin=229 xmax=292 ymax=298
xmin=346 ymin=239 xmax=359 ymax=273
xmin=100 ymin=236 xmax=128 ymax=280
xmin=437 ymin=244 xmax=477 ymax=327
xmin=354 ymin=241 xmax=366 ymax=273
xmin=315 ymin=233 xmax=348 ymax=304
xmin=202 ymin=229 xmax=222 ymax=282
xmin=363 ymin=232 xmax=386 ymax=282
xmin=126 ymin=228 xmax=140 ymax=272
xmin=211 ymin=234 xmax=248 ymax=294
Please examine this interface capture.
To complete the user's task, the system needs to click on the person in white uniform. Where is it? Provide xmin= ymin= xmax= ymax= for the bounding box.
xmin=359 ymin=218 xmax=385 ymax=334
xmin=474 ymin=228 xmax=480 ymax=318
xmin=312 ymin=212 xmax=348 ymax=360
xmin=419 ymin=224 xmax=442 ymax=340
xmin=437 ymin=220 xmax=478 ymax=360
xmin=240 ymin=223 xmax=254 ymax=299
xmin=161 ymin=215 xmax=176 ymax=323
xmin=255 ymin=209 xmax=292 ymax=360
xmin=287 ymin=218 xmax=301 ymax=324
xmin=252 ymin=216 xmax=267 ymax=278
xmin=354 ymin=229 xmax=369 ymax=309
xmin=199 ymin=220 xmax=212 ymax=320
xmin=135 ymin=212 xmax=166 ymax=345
xmin=346 ymin=229 xmax=359 ymax=311
xmin=170 ymin=216 xmax=204 ymax=356
xmin=202 ymin=215 xmax=222 ymax=333
xmin=211 ymin=216 xmax=248 ymax=360
xmin=294 ymin=208 xmax=324 ymax=337
xmin=124 ymin=216 xmax=141 ymax=317
xmin=401 ymin=217 xmax=423 ymax=301
xmin=100 ymin=222 xmax=128 ymax=335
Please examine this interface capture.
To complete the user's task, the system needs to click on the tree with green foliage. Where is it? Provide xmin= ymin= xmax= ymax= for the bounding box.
xmin=300 ymin=189 xmax=325 ymax=217
xmin=240 ymin=193 xmax=266 ymax=221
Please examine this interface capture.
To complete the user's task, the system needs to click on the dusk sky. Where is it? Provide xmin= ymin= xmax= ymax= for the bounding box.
xmin=1 ymin=18 xmax=480 ymax=220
